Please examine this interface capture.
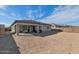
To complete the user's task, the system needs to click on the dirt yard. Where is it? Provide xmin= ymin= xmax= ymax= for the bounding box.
xmin=13 ymin=31 xmax=79 ymax=54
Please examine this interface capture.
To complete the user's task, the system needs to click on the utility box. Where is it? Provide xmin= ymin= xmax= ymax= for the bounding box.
xmin=0 ymin=25 xmax=5 ymax=37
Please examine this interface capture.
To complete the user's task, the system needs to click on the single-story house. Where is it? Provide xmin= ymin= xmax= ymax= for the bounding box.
xmin=11 ymin=20 xmax=52 ymax=35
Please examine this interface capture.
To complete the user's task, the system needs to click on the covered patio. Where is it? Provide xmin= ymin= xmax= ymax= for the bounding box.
xmin=15 ymin=24 xmax=43 ymax=35
xmin=19 ymin=25 xmax=39 ymax=33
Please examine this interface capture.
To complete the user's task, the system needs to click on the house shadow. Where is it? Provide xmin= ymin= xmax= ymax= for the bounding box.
xmin=0 ymin=33 xmax=20 ymax=54
xmin=31 ymin=29 xmax=63 ymax=37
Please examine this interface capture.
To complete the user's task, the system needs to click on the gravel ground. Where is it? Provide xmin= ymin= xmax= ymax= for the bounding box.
xmin=13 ymin=32 xmax=79 ymax=54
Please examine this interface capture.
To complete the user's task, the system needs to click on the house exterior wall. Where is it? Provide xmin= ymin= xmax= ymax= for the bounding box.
xmin=11 ymin=23 xmax=16 ymax=33
xmin=51 ymin=24 xmax=56 ymax=29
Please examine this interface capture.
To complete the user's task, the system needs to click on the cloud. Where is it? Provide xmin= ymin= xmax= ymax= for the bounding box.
xmin=0 ymin=13 xmax=6 ymax=16
xmin=0 ymin=5 xmax=7 ymax=16
xmin=0 ymin=5 xmax=6 ymax=10
xmin=0 ymin=22 xmax=5 ymax=24
xmin=0 ymin=5 xmax=23 ymax=20
xmin=41 ymin=5 xmax=79 ymax=25
xmin=26 ymin=6 xmax=44 ymax=20
xmin=0 ymin=10 xmax=22 ymax=20
xmin=7 ymin=12 xmax=22 ymax=19
xmin=26 ymin=9 xmax=35 ymax=20
xmin=0 ymin=5 xmax=44 ymax=22
xmin=37 ymin=6 xmax=44 ymax=18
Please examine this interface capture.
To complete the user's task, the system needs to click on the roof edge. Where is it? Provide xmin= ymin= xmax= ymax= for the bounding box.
xmin=10 ymin=20 xmax=51 ymax=26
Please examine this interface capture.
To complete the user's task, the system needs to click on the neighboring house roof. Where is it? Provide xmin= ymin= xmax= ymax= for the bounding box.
xmin=0 ymin=24 xmax=5 ymax=28
xmin=11 ymin=20 xmax=51 ymax=26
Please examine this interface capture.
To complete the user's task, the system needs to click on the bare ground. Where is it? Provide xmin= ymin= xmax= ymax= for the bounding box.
xmin=0 ymin=33 xmax=20 ymax=54
xmin=13 ymin=32 xmax=79 ymax=54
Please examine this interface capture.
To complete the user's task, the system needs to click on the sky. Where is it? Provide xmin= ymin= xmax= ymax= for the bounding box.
xmin=0 ymin=5 xmax=79 ymax=27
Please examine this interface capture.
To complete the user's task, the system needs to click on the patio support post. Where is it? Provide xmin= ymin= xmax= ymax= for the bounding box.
xmin=36 ymin=25 xmax=39 ymax=33
xmin=16 ymin=24 xmax=20 ymax=35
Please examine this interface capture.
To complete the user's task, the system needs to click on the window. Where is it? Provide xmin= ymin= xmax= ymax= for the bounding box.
xmin=20 ymin=25 xmax=28 ymax=31
xmin=47 ymin=26 xmax=50 ymax=29
xmin=39 ymin=26 xmax=42 ymax=29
